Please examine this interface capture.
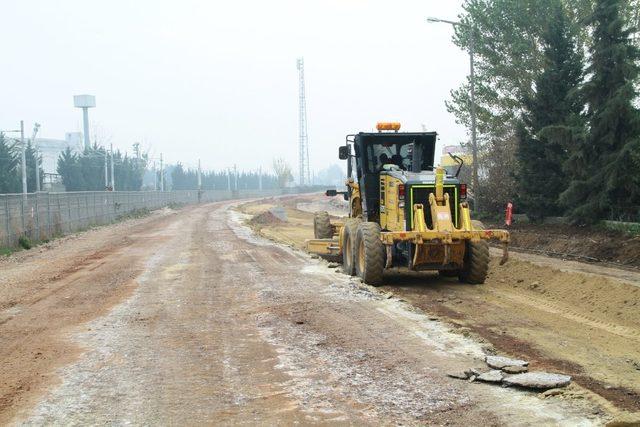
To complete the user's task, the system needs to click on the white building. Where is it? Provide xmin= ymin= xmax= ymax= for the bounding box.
xmin=34 ymin=132 xmax=82 ymax=191
xmin=35 ymin=132 xmax=82 ymax=175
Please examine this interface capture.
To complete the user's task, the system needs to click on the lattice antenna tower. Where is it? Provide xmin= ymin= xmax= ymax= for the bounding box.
xmin=296 ymin=57 xmax=311 ymax=186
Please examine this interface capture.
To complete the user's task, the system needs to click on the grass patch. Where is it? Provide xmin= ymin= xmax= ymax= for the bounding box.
xmin=18 ymin=236 xmax=32 ymax=250
xmin=0 ymin=247 xmax=16 ymax=257
xmin=167 ymin=202 xmax=184 ymax=210
xmin=116 ymin=208 xmax=151 ymax=221
xmin=599 ymin=220 xmax=640 ymax=236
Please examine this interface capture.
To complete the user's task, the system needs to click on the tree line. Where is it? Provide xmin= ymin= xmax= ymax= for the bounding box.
xmin=0 ymin=133 xmax=43 ymax=194
xmin=169 ymin=163 xmax=279 ymax=190
xmin=56 ymin=145 xmax=147 ymax=191
xmin=450 ymin=0 xmax=640 ymax=223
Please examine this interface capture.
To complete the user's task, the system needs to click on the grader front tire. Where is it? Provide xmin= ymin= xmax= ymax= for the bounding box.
xmin=355 ymin=222 xmax=385 ymax=286
xmin=313 ymin=211 xmax=333 ymax=239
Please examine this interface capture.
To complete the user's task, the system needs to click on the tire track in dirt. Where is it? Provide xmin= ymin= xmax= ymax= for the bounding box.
xmin=488 ymin=288 xmax=640 ymax=341
xmin=239 ymin=195 xmax=640 ymax=413
xmin=0 ymin=208 xmax=184 ymax=424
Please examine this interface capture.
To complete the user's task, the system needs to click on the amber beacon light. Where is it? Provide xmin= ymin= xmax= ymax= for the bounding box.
xmin=376 ymin=122 xmax=401 ymax=132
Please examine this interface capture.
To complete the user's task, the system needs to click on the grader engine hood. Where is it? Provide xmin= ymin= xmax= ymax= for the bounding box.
xmin=384 ymin=170 xmax=462 ymax=230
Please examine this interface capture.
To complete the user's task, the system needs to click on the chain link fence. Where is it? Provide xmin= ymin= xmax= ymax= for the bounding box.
xmin=0 ymin=189 xmax=282 ymax=249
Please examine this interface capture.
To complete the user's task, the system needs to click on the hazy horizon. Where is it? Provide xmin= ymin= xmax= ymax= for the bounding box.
xmin=2 ymin=0 xmax=469 ymax=175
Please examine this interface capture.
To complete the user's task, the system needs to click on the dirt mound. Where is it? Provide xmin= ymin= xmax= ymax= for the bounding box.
xmin=488 ymin=223 xmax=640 ymax=268
xmin=250 ymin=211 xmax=285 ymax=226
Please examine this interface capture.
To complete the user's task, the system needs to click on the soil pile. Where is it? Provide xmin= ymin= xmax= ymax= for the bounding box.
xmin=250 ymin=211 xmax=285 ymax=226
xmin=490 ymin=223 xmax=640 ymax=268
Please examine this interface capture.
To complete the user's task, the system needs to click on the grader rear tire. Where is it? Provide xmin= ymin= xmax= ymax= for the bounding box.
xmin=458 ymin=239 xmax=490 ymax=284
xmin=459 ymin=219 xmax=490 ymax=284
xmin=313 ymin=211 xmax=333 ymax=239
xmin=342 ymin=218 xmax=360 ymax=276
xmin=441 ymin=222 xmax=487 ymax=279
xmin=355 ymin=222 xmax=385 ymax=286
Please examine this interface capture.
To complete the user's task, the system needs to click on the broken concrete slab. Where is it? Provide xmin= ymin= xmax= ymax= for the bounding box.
xmin=502 ymin=365 xmax=528 ymax=374
xmin=477 ymin=370 xmax=505 ymax=383
xmin=485 ymin=355 xmax=528 ymax=369
xmin=465 ymin=367 xmax=483 ymax=377
xmin=503 ymin=372 xmax=571 ymax=390
xmin=447 ymin=370 xmax=469 ymax=380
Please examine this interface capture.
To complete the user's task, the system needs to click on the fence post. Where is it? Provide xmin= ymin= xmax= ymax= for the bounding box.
xmin=34 ymin=194 xmax=40 ymax=241
xmin=4 ymin=196 xmax=9 ymax=247
xmin=20 ymin=195 xmax=25 ymax=237
xmin=46 ymin=193 xmax=51 ymax=240
xmin=66 ymin=195 xmax=70 ymax=233
xmin=57 ymin=194 xmax=62 ymax=236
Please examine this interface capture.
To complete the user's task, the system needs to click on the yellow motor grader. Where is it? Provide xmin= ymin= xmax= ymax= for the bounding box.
xmin=306 ymin=122 xmax=510 ymax=286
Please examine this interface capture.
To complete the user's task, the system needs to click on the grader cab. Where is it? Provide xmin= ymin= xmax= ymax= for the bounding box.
xmin=306 ymin=122 xmax=510 ymax=286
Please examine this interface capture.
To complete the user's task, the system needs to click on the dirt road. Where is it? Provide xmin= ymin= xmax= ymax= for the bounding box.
xmin=243 ymin=194 xmax=640 ymax=417
xmin=0 ymin=199 xmax=609 ymax=425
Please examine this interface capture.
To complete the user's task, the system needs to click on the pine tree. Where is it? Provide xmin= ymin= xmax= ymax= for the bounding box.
xmin=516 ymin=0 xmax=584 ymax=221
xmin=561 ymin=0 xmax=640 ymax=222
xmin=25 ymin=141 xmax=44 ymax=192
xmin=57 ymin=147 xmax=84 ymax=191
xmin=0 ymin=133 xmax=20 ymax=193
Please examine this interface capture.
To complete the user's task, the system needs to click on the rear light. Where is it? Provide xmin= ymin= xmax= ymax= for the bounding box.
xmin=398 ymin=184 xmax=405 ymax=207
xmin=460 ymin=184 xmax=467 ymax=199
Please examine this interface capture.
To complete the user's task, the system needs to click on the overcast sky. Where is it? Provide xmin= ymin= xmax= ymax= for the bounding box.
xmin=2 ymin=0 xmax=468 ymax=175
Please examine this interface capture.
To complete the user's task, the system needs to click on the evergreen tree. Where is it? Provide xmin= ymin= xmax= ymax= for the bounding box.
xmin=57 ymin=147 xmax=84 ymax=191
xmin=0 ymin=133 xmax=20 ymax=193
xmin=78 ymin=146 xmax=108 ymax=191
xmin=516 ymin=1 xmax=584 ymax=221
xmin=561 ymin=0 xmax=640 ymax=222
xmin=25 ymin=141 xmax=44 ymax=192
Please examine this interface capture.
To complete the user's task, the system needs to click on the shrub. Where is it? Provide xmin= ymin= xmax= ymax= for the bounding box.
xmin=18 ymin=236 xmax=32 ymax=250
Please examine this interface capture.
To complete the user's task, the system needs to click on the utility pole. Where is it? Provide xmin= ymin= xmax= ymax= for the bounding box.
xmin=104 ymin=148 xmax=108 ymax=190
xmin=153 ymin=160 xmax=157 ymax=191
xmin=468 ymin=30 xmax=479 ymax=212
xmin=426 ymin=17 xmax=479 ymax=211
xmin=234 ymin=164 xmax=238 ymax=191
xmin=31 ymin=123 xmax=41 ymax=192
xmin=110 ymin=143 xmax=115 ymax=191
xmin=258 ymin=166 xmax=263 ymax=191
xmin=227 ymin=168 xmax=231 ymax=191
xmin=160 ymin=153 xmax=164 ymax=191
xmin=20 ymin=120 xmax=27 ymax=195
xmin=197 ymin=159 xmax=202 ymax=190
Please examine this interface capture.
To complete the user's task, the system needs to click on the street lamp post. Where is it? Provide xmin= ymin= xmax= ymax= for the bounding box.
xmin=20 ymin=120 xmax=27 ymax=195
xmin=31 ymin=123 xmax=41 ymax=192
xmin=426 ymin=17 xmax=480 ymax=212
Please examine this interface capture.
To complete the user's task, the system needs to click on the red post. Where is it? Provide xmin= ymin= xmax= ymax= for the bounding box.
xmin=505 ymin=202 xmax=513 ymax=226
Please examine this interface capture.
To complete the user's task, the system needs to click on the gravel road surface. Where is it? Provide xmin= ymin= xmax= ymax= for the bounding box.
xmin=0 ymin=201 xmax=604 ymax=425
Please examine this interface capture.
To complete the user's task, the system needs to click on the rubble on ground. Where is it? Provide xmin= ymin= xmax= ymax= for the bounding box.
xmin=447 ymin=370 xmax=469 ymax=380
xmin=485 ymin=355 xmax=528 ymax=369
xmin=477 ymin=370 xmax=505 ymax=383
xmin=503 ymin=372 xmax=572 ymax=389
xmin=447 ymin=355 xmax=571 ymax=392
xmin=503 ymin=365 xmax=528 ymax=374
